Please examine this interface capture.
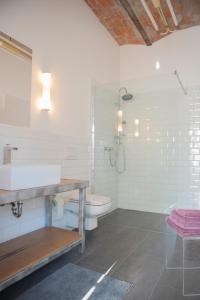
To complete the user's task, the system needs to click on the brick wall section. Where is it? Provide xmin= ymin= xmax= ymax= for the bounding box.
xmin=85 ymin=0 xmax=200 ymax=45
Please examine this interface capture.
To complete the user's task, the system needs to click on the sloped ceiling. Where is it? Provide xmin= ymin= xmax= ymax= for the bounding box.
xmin=85 ymin=0 xmax=200 ymax=46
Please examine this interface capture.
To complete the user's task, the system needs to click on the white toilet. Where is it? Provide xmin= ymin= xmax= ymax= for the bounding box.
xmin=64 ymin=192 xmax=112 ymax=230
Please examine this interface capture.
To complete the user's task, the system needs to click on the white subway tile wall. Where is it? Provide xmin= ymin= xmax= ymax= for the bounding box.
xmin=118 ymin=85 xmax=200 ymax=213
xmin=0 ymin=125 xmax=90 ymax=243
xmin=94 ymin=77 xmax=200 ymax=214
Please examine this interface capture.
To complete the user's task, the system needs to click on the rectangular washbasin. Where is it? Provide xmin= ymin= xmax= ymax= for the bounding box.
xmin=0 ymin=164 xmax=61 ymax=190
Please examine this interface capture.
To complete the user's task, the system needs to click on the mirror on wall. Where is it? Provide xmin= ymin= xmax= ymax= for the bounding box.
xmin=0 ymin=31 xmax=32 ymax=127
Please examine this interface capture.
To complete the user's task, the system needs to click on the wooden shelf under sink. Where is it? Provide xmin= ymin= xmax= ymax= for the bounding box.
xmin=0 ymin=227 xmax=81 ymax=291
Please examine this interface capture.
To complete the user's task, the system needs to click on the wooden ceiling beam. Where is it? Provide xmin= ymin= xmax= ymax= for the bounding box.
xmin=119 ymin=0 xmax=152 ymax=46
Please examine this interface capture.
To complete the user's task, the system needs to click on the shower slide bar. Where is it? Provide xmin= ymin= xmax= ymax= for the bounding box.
xmin=174 ymin=70 xmax=187 ymax=95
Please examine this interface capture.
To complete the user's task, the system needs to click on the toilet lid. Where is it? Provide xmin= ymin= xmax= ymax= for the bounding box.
xmin=68 ymin=193 xmax=111 ymax=206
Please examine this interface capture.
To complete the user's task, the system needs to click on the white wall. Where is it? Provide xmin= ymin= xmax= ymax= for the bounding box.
xmin=120 ymin=26 xmax=200 ymax=87
xmin=0 ymin=49 xmax=31 ymax=127
xmin=0 ymin=0 xmax=119 ymax=138
xmin=0 ymin=0 xmax=119 ymax=242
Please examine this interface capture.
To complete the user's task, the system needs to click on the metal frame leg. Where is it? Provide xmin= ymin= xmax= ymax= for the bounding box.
xmin=79 ymin=187 xmax=86 ymax=253
xmin=45 ymin=195 xmax=53 ymax=227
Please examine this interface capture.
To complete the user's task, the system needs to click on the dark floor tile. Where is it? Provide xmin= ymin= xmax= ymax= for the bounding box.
xmin=151 ymin=267 xmax=200 ymax=299
xmin=124 ymin=285 xmax=155 ymax=300
xmin=101 ymin=209 xmax=167 ymax=232
xmin=184 ymin=268 xmax=200 ymax=296
xmin=99 ymin=209 xmax=134 ymax=227
xmin=77 ymin=227 xmax=147 ymax=272
xmin=111 ymin=251 xmax=164 ymax=299
xmin=138 ymin=230 xmax=183 ymax=266
xmin=131 ymin=231 xmax=166 ymax=263
xmin=86 ymin=222 xmax=127 ymax=248
xmin=184 ymin=238 xmax=200 ymax=268
xmin=150 ymin=281 xmax=200 ymax=300
xmin=156 ymin=268 xmax=182 ymax=290
xmin=111 ymin=251 xmax=164 ymax=283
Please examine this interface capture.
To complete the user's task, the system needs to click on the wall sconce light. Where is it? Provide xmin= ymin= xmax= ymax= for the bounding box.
xmin=39 ymin=72 xmax=52 ymax=111
xmin=155 ymin=61 xmax=160 ymax=70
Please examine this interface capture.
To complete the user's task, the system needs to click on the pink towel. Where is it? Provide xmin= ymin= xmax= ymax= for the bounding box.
xmin=172 ymin=208 xmax=200 ymax=219
xmin=166 ymin=215 xmax=200 ymax=237
xmin=172 ymin=209 xmax=200 ymax=219
xmin=170 ymin=209 xmax=200 ymax=228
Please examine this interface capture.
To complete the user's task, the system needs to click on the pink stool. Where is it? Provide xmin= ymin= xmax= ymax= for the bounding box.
xmin=166 ymin=209 xmax=200 ymax=296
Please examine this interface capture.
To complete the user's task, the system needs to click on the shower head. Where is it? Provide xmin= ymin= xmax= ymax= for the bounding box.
xmin=121 ymin=93 xmax=133 ymax=101
xmin=119 ymin=87 xmax=134 ymax=101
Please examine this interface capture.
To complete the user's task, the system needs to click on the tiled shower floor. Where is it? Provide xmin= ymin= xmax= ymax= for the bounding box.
xmin=1 ymin=209 xmax=200 ymax=300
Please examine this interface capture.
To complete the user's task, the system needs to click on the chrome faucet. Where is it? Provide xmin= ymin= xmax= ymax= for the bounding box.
xmin=3 ymin=144 xmax=18 ymax=164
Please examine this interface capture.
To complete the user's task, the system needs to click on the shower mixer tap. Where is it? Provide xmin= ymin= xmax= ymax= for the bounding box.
xmin=104 ymin=147 xmax=113 ymax=151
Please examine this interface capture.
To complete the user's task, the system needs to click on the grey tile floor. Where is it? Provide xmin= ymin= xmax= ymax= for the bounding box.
xmin=1 ymin=209 xmax=200 ymax=300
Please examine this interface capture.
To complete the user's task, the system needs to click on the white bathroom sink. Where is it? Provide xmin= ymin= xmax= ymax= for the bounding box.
xmin=0 ymin=164 xmax=61 ymax=190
